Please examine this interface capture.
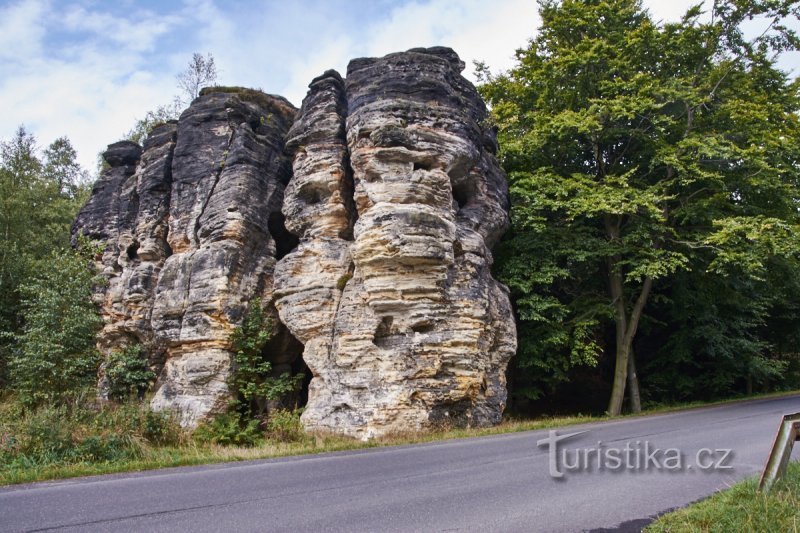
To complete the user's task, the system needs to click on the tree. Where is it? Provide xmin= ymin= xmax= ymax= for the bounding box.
xmin=124 ymin=99 xmax=182 ymax=145
xmin=480 ymin=0 xmax=800 ymax=415
xmin=42 ymin=136 xmax=90 ymax=197
xmin=0 ymin=128 xmax=89 ymax=386
xmin=176 ymin=52 xmax=217 ymax=104
xmin=9 ymin=243 xmax=103 ymax=407
xmin=228 ymin=299 xmax=302 ymax=419
xmin=125 ymin=52 xmax=219 ymax=144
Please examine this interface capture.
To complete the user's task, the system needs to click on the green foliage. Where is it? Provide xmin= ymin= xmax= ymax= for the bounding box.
xmin=705 ymin=216 xmax=800 ymax=278
xmin=192 ymin=408 xmax=343 ymax=446
xmin=228 ymin=298 xmax=303 ymax=419
xmin=642 ymin=255 xmax=800 ymax=403
xmin=266 ymin=409 xmax=306 ymax=443
xmin=105 ymin=344 xmax=156 ymax=402
xmin=0 ymin=398 xmax=182 ymax=469
xmin=196 ymin=299 xmax=305 ymax=446
xmin=124 ymin=100 xmax=181 ymax=145
xmin=0 ymin=127 xmax=90 ymax=387
xmin=9 ymin=240 xmax=103 ymax=406
xmin=192 ymin=411 xmax=263 ymax=447
xmin=481 ymin=0 xmax=800 ymax=408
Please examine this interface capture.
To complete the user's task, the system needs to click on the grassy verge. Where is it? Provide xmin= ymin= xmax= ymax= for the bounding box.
xmin=2 ymin=389 xmax=797 ymax=487
xmin=0 ymin=411 xmax=595 ymax=486
xmin=647 ymin=461 xmax=800 ymax=532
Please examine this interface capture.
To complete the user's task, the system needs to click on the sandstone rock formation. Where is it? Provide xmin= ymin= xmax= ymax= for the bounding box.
xmin=75 ymin=89 xmax=299 ymax=425
xmin=74 ymin=47 xmax=516 ymax=437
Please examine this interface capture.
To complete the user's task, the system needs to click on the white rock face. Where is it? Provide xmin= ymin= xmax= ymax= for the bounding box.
xmin=274 ymin=48 xmax=517 ymax=439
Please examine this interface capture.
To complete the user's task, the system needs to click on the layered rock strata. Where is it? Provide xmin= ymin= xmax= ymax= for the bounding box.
xmin=274 ymin=47 xmax=516 ymax=439
xmin=75 ymin=89 xmax=298 ymax=425
xmin=74 ymin=47 xmax=516 ymax=437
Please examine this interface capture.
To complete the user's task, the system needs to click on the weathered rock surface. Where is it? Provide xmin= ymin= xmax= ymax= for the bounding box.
xmin=73 ymin=134 xmax=169 ymax=372
xmin=75 ymin=89 xmax=299 ymax=425
xmin=274 ymin=47 xmax=516 ymax=439
xmin=74 ymin=47 xmax=516 ymax=437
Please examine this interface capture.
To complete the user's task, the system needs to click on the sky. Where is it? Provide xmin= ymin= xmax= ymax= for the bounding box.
xmin=1 ymin=0 xmax=798 ymax=171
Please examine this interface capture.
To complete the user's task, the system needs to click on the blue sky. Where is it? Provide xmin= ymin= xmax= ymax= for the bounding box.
xmin=1 ymin=0 xmax=798 ymax=171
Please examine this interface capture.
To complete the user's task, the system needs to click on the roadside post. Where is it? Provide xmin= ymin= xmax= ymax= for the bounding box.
xmin=759 ymin=412 xmax=800 ymax=492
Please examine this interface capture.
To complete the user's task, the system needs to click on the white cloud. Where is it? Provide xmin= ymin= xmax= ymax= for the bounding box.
xmin=0 ymin=0 xmax=48 ymax=62
xmin=280 ymin=36 xmax=355 ymax=107
xmin=0 ymin=0 xmax=797 ymax=172
xmin=361 ymin=0 xmax=539 ymax=81
xmin=62 ymin=5 xmax=179 ymax=53
xmin=274 ymin=0 xmax=539 ymax=105
xmin=0 ymin=2 xmax=182 ymax=169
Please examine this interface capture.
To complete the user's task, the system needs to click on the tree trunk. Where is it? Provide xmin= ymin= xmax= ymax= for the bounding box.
xmin=627 ymin=350 xmax=642 ymax=414
xmin=607 ymin=340 xmax=629 ymax=416
xmin=606 ymin=232 xmax=653 ymax=416
xmin=605 ymin=217 xmax=628 ymax=416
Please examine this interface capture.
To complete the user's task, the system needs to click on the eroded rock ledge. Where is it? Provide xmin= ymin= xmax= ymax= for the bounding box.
xmin=74 ymin=47 xmax=516 ymax=438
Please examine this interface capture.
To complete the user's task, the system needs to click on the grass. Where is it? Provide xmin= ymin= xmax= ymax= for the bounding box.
xmin=646 ymin=461 xmax=800 ymax=532
xmin=0 ymin=410 xmax=595 ymax=487
xmin=1 ymin=389 xmax=797 ymax=488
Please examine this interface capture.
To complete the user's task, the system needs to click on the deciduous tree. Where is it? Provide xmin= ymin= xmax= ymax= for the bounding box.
xmin=480 ymin=0 xmax=800 ymax=414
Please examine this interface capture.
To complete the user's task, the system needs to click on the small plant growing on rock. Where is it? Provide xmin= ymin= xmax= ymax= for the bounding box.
xmin=336 ymin=273 xmax=352 ymax=291
xmin=229 ymin=298 xmax=303 ymax=419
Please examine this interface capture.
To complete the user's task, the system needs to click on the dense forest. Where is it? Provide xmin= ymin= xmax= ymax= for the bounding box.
xmin=0 ymin=0 xmax=798 ymax=453
xmin=480 ymin=0 xmax=800 ymax=415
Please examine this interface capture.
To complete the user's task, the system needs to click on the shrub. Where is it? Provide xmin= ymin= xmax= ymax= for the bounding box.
xmin=192 ymin=412 xmax=263 ymax=447
xmin=228 ymin=299 xmax=303 ymax=418
xmin=9 ymin=245 xmax=103 ymax=407
xmin=190 ymin=299 xmax=307 ymax=447
xmin=0 ymin=398 xmax=183 ymax=469
xmin=141 ymin=409 xmax=182 ymax=445
xmin=266 ymin=409 xmax=306 ymax=443
xmin=105 ymin=344 xmax=155 ymax=402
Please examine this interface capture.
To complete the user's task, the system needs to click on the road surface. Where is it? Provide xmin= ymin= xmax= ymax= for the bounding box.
xmin=2 ymin=394 xmax=800 ymax=532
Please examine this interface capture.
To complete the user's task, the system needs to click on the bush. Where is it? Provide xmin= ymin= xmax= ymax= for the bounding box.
xmin=228 ymin=298 xmax=303 ymax=418
xmin=9 ymin=245 xmax=103 ymax=407
xmin=192 ymin=412 xmax=263 ymax=447
xmin=105 ymin=344 xmax=155 ymax=402
xmin=141 ymin=409 xmax=182 ymax=445
xmin=266 ymin=409 xmax=306 ymax=443
xmin=0 ymin=398 xmax=183 ymax=469
xmin=190 ymin=299 xmax=307 ymax=447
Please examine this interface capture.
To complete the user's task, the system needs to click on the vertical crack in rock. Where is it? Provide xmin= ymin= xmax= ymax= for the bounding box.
xmin=275 ymin=48 xmax=516 ymax=439
xmin=149 ymin=88 xmax=298 ymax=425
xmin=76 ymin=89 xmax=298 ymax=426
xmin=192 ymin=126 xmax=235 ymax=248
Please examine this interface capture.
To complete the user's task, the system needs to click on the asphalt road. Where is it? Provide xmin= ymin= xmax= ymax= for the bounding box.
xmin=2 ymin=394 xmax=800 ymax=532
